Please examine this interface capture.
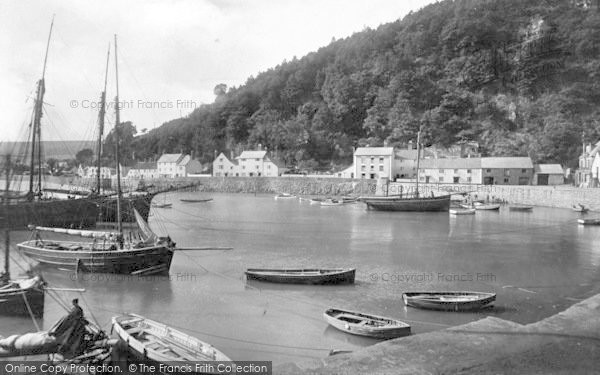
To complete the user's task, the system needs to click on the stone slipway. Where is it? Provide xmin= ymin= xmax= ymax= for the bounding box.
xmin=276 ymin=294 xmax=600 ymax=374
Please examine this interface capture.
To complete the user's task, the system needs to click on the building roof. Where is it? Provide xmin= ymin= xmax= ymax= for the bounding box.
xmin=178 ymin=155 xmax=191 ymax=166
xmin=237 ymin=150 xmax=267 ymax=159
xmin=133 ymin=162 xmax=157 ymax=170
xmin=481 ymin=157 xmax=533 ymax=169
xmin=420 ymin=158 xmax=482 ymax=169
xmin=157 ymin=153 xmax=184 ymax=163
xmin=354 ymin=147 xmax=394 ymax=156
xmin=394 ymin=149 xmax=418 ymax=160
xmin=535 ymin=164 xmax=564 ymax=174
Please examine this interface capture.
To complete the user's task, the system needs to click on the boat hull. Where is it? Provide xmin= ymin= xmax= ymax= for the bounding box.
xmin=245 ymin=268 xmax=355 ymax=285
xmin=17 ymin=241 xmax=173 ymax=275
xmin=578 ymin=218 xmax=600 ymax=225
xmin=0 ymin=277 xmax=45 ymax=317
xmin=474 ymin=204 xmax=500 ymax=210
xmin=402 ymin=292 xmax=496 ymax=311
xmin=360 ymin=195 xmax=451 ymax=212
xmin=97 ymin=194 xmax=155 ymax=223
xmin=449 ymin=208 xmax=475 ymax=215
xmin=112 ymin=313 xmax=231 ymax=373
xmin=0 ymin=199 xmax=98 ymax=230
xmin=508 ymin=205 xmax=533 ymax=211
xmin=323 ymin=309 xmax=410 ymax=339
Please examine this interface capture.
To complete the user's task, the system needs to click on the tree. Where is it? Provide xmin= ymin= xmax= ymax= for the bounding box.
xmin=75 ymin=148 xmax=94 ymax=166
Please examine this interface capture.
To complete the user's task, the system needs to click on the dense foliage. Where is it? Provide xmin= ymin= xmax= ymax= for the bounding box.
xmin=129 ymin=0 xmax=600 ymax=170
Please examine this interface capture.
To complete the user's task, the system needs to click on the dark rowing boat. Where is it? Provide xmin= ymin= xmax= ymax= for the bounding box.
xmin=245 ymin=268 xmax=355 ymax=285
xmin=402 ymin=291 xmax=496 ymax=311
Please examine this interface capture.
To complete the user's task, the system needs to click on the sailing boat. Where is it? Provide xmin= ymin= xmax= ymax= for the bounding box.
xmin=1 ymin=17 xmax=98 ymax=230
xmin=16 ymin=36 xmax=175 ymax=276
xmin=0 ymin=155 xmax=45 ymax=317
xmin=358 ymin=130 xmax=451 ymax=211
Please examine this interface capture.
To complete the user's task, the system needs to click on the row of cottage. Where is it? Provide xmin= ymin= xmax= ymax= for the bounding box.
xmin=77 ymin=148 xmax=565 ymax=187
xmin=212 ymin=146 xmax=565 ymax=186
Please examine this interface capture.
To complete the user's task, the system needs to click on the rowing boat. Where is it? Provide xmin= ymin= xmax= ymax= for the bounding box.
xmin=508 ymin=205 xmax=533 ymax=211
xmin=449 ymin=208 xmax=475 ymax=215
xmin=112 ymin=313 xmax=231 ymax=370
xmin=323 ymin=308 xmax=410 ymax=339
xmin=245 ymin=268 xmax=355 ymax=285
xmin=578 ymin=218 xmax=600 ymax=225
xmin=180 ymin=198 xmax=213 ymax=203
xmin=402 ymin=291 xmax=496 ymax=311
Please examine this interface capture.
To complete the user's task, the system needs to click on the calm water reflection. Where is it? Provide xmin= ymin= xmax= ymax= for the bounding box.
xmin=2 ymin=192 xmax=600 ymax=365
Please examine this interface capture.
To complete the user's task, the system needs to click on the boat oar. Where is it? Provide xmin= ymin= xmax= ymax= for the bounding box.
xmin=175 ymin=246 xmax=233 ymax=251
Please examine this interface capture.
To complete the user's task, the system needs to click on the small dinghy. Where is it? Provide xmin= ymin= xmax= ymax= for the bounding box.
xmin=449 ymin=208 xmax=476 ymax=215
xmin=112 ymin=313 xmax=231 ymax=367
xmin=572 ymin=204 xmax=588 ymax=213
xmin=323 ymin=308 xmax=410 ymax=339
xmin=321 ymin=199 xmax=343 ymax=206
xmin=152 ymin=203 xmax=172 ymax=208
xmin=474 ymin=203 xmax=500 ymax=210
xmin=180 ymin=198 xmax=213 ymax=203
xmin=402 ymin=291 xmax=496 ymax=311
xmin=508 ymin=205 xmax=533 ymax=211
xmin=274 ymin=193 xmax=296 ymax=200
xmin=245 ymin=268 xmax=355 ymax=285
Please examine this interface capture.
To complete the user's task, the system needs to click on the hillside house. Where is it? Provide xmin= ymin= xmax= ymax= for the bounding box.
xmin=157 ymin=153 xmax=203 ymax=178
xmin=212 ymin=150 xmax=285 ymax=177
xmin=419 ymin=157 xmax=534 ymax=185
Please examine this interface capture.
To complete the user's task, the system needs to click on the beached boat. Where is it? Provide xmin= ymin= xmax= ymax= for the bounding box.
xmin=112 ymin=313 xmax=231 ymax=367
xmin=245 ymin=268 xmax=355 ymax=285
xmin=474 ymin=203 xmax=501 ymax=210
xmin=449 ymin=208 xmax=476 ymax=215
xmin=508 ymin=205 xmax=533 ymax=211
xmin=572 ymin=204 xmax=588 ymax=213
xmin=402 ymin=291 xmax=496 ymax=311
xmin=577 ymin=218 xmax=600 ymax=225
xmin=17 ymin=37 xmax=175 ymax=276
xmin=274 ymin=193 xmax=296 ymax=199
xmin=323 ymin=308 xmax=411 ymax=339
xmin=310 ymin=197 xmax=325 ymax=204
xmin=180 ymin=198 xmax=213 ymax=203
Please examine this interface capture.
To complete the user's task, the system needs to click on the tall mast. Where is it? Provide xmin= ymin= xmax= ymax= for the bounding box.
xmin=415 ymin=130 xmax=421 ymax=198
xmin=96 ymin=44 xmax=111 ymax=195
xmin=28 ymin=17 xmax=54 ymax=200
xmin=4 ymin=155 xmax=11 ymax=279
xmin=114 ymin=35 xmax=123 ymax=236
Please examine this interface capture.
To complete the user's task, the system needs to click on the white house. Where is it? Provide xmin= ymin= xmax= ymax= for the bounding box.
xmin=77 ymin=165 xmax=113 ymax=179
xmin=212 ymin=150 xmax=285 ymax=177
xmin=354 ymin=147 xmax=395 ymax=180
xmin=157 ymin=153 xmax=203 ymax=178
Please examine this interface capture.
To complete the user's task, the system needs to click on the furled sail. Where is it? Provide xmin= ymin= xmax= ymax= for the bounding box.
xmin=28 ymin=225 xmax=120 ymax=241
xmin=134 ymin=208 xmax=158 ymax=244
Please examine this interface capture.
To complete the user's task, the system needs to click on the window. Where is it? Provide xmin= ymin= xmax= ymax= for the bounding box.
xmin=370 ymin=165 xmax=374 ymax=170
xmin=504 ymin=169 xmax=510 ymax=176
xmin=439 ymin=176 xmax=444 ymax=182
xmin=521 ymin=169 xmax=526 ymax=173
xmin=379 ymin=165 xmax=384 ymax=171
xmin=256 ymin=159 xmax=260 ymax=161
xmin=361 ymin=165 xmax=366 ymax=171
xmin=242 ymin=166 xmax=246 ymax=170
xmin=454 ymin=169 xmax=458 ymax=174
xmin=256 ymin=165 xmax=259 ymax=169
xmin=371 ymin=157 xmax=375 ymax=164
xmin=361 ymin=157 xmax=366 ymax=164
xmin=467 ymin=169 xmax=471 ymax=174
xmin=219 ymin=165 xmax=223 ymax=170
xmin=467 ymin=177 xmax=472 ymax=183
xmin=249 ymin=172 xmax=254 ymax=177
xmin=361 ymin=173 xmax=366 ymax=179
xmin=267 ymin=165 xmax=271 ymax=169
xmin=379 ymin=157 xmax=384 ymax=163
xmin=486 ymin=169 xmax=491 ymax=173
xmin=219 ymin=158 xmax=223 ymax=162
xmin=504 ymin=178 xmax=509 ymax=183
xmin=439 ymin=169 xmax=444 ymax=173
xmin=453 ymin=177 xmax=459 ymax=183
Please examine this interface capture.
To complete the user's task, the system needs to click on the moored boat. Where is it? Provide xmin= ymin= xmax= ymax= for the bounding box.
xmin=577 ymin=218 xmax=600 ymax=225
xmin=321 ymin=199 xmax=343 ymax=206
xmin=112 ymin=313 xmax=231 ymax=368
xmin=449 ymin=208 xmax=476 ymax=215
xmin=323 ymin=308 xmax=410 ymax=339
xmin=402 ymin=291 xmax=496 ymax=311
xmin=508 ymin=204 xmax=533 ymax=211
xmin=245 ymin=268 xmax=355 ymax=285
xmin=180 ymin=198 xmax=213 ymax=203
xmin=152 ymin=202 xmax=172 ymax=208
xmin=359 ymin=194 xmax=452 ymax=212
xmin=0 ymin=276 xmax=45 ymax=317
xmin=274 ymin=193 xmax=296 ymax=199
xmin=572 ymin=204 xmax=588 ymax=213
xmin=474 ymin=203 xmax=501 ymax=210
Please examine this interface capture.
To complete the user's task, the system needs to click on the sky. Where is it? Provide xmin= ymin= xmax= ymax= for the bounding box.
xmin=0 ymin=0 xmax=436 ymax=142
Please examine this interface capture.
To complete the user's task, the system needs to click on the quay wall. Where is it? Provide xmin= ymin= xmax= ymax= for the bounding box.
xmin=39 ymin=175 xmax=600 ymax=210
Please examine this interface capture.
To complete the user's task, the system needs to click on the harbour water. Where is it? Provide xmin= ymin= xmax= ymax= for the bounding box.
xmin=2 ymin=192 xmax=600 ymax=366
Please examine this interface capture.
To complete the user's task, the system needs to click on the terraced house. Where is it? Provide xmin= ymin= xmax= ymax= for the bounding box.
xmin=419 ymin=157 xmax=535 ymax=185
